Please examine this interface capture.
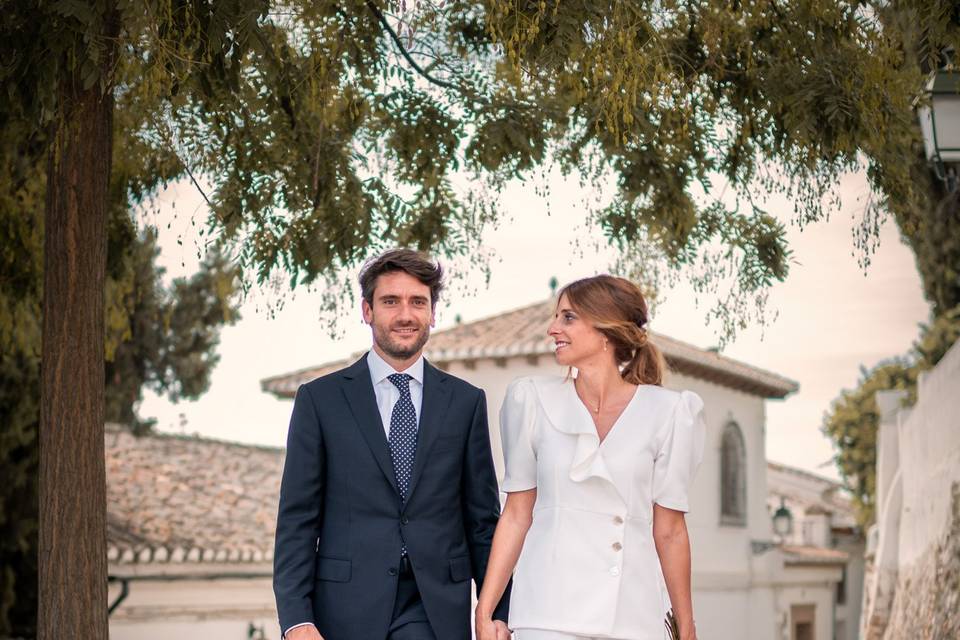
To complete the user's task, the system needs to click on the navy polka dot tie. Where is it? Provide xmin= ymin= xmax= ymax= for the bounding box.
xmin=387 ymin=373 xmax=418 ymax=504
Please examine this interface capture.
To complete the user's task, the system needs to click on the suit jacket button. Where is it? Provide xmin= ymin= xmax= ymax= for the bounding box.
xmin=388 ymin=567 xmax=398 ymax=576
xmin=401 ymin=516 xmax=409 ymax=525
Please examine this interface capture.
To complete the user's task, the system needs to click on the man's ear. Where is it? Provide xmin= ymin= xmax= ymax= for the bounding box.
xmin=362 ymin=299 xmax=373 ymax=324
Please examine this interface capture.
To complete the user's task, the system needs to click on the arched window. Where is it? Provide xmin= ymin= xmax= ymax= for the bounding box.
xmin=720 ymin=422 xmax=747 ymax=526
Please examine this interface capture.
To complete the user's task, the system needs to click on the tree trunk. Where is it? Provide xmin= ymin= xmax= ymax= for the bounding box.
xmin=39 ymin=57 xmax=115 ymax=640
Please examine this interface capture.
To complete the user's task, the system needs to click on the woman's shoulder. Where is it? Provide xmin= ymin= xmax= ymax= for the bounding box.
xmin=506 ymin=374 xmax=569 ymax=396
xmin=502 ymin=375 xmax=570 ymax=409
xmin=636 ymin=385 xmax=703 ymax=412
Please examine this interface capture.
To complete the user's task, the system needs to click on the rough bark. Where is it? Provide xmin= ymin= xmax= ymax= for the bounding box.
xmin=38 ymin=59 xmax=114 ymax=640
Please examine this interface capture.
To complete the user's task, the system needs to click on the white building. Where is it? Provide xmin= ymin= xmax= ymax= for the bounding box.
xmin=766 ymin=462 xmax=865 ymax=640
xmin=106 ymin=299 xmax=849 ymax=640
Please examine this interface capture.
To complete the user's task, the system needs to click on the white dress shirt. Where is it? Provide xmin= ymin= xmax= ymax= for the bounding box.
xmin=500 ymin=375 xmax=706 ymax=639
xmin=366 ymin=347 xmax=425 ymax=435
xmin=283 ymin=349 xmax=425 ymax=638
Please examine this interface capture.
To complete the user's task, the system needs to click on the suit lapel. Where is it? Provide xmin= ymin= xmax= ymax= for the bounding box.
xmin=406 ymin=360 xmax=453 ymax=504
xmin=341 ymin=354 xmax=399 ymax=496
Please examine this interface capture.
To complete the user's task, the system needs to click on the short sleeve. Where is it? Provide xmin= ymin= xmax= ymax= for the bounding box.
xmin=652 ymin=390 xmax=706 ymax=512
xmin=499 ymin=378 xmax=539 ymax=492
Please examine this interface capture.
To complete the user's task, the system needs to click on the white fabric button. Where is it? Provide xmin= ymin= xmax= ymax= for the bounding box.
xmin=609 ymin=566 xmax=621 ymax=576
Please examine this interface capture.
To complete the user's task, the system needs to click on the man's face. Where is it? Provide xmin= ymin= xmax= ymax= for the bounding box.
xmin=362 ymin=271 xmax=435 ymax=361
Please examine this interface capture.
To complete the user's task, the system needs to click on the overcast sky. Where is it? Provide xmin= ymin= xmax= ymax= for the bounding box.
xmin=139 ymin=168 xmax=931 ymax=482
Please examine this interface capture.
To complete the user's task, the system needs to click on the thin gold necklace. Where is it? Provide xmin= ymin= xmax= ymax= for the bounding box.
xmin=575 ymin=379 xmax=602 ymax=414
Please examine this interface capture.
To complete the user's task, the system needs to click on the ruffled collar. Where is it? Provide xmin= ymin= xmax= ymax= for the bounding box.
xmin=529 ymin=376 xmax=638 ymax=503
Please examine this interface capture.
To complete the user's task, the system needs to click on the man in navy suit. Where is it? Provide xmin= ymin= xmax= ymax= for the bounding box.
xmin=274 ymin=249 xmax=511 ymax=640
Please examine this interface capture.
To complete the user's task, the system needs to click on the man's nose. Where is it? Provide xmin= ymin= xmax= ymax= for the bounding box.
xmin=396 ymin=301 xmax=416 ymax=321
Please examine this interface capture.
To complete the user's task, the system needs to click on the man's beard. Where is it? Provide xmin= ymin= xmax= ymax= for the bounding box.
xmin=373 ymin=321 xmax=431 ymax=360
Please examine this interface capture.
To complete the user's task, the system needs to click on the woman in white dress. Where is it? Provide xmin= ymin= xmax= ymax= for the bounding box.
xmin=475 ymin=275 xmax=704 ymax=640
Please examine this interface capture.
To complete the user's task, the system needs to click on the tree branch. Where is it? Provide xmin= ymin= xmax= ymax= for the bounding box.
xmin=364 ymin=0 xmax=458 ymax=92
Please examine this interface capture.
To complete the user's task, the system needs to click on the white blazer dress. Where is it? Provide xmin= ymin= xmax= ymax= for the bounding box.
xmin=499 ymin=375 xmax=706 ymax=639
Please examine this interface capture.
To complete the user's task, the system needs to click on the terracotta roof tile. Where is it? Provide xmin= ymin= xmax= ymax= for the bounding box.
xmin=261 ymin=299 xmax=798 ymax=399
xmin=105 ymin=424 xmax=282 ymax=566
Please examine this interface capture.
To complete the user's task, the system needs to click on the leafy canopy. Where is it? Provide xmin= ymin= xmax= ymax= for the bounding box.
xmin=7 ymin=1 xmax=958 ymax=339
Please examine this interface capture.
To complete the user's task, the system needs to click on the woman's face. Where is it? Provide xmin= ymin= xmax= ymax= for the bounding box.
xmin=547 ymin=293 xmax=607 ymax=367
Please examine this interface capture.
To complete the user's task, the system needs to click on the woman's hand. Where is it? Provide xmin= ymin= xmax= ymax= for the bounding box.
xmin=678 ymin=620 xmax=698 ymax=640
xmin=475 ymin=614 xmax=511 ymax=640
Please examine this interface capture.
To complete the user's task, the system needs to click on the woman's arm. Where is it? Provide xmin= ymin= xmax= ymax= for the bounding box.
xmin=653 ymin=503 xmax=697 ymax=640
xmin=475 ymin=489 xmax=537 ymax=639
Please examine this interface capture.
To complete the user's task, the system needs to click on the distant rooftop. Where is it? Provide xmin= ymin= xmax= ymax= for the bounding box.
xmin=106 ymin=424 xmax=282 ymax=571
xmin=767 ymin=460 xmax=857 ymax=530
xmin=261 ymin=299 xmax=799 ymax=399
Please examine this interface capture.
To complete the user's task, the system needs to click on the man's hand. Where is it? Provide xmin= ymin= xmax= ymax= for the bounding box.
xmin=285 ymin=624 xmax=323 ymax=640
xmin=493 ymin=620 xmax=511 ymax=639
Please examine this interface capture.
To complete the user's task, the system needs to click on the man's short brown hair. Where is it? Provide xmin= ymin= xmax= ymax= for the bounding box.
xmin=358 ymin=249 xmax=445 ymax=307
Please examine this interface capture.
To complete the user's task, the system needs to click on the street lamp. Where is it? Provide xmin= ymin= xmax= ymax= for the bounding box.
xmin=772 ymin=498 xmax=793 ymax=540
xmin=918 ymin=70 xmax=960 ymax=187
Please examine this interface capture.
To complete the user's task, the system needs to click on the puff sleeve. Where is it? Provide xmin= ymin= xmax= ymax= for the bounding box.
xmin=652 ymin=390 xmax=706 ymax=512
xmin=499 ymin=377 xmax=539 ymax=492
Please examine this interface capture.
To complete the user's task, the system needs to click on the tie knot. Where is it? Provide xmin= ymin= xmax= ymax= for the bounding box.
xmin=387 ymin=373 xmax=412 ymax=394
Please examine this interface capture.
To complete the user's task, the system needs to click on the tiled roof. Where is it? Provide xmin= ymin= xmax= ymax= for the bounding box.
xmin=261 ymin=300 xmax=799 ymax=399
xmin=105 ymin=424 xmax=282 ymax=568
xmin=781 ymin=544 xmax=850 ymax=566
xmin=767 ymin=460 xmax=844 ymax=488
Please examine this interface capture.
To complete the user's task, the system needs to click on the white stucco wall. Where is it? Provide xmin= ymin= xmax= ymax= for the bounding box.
xmin=109 ymin=574 xmax=278 ymax=640
xmin=772 ymin=570 xmax=840 ymax=640
xmin=896 ymin=340 xmax=960 ymax=567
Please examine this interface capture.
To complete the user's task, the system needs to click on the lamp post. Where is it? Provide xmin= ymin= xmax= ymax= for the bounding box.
xmin=772 ymin=497 xmax=793 ymax=541
xmin=918 ymin=70 xmax=960 ymax=190
xmin=751 ymin=498 xmax=794 ymax=554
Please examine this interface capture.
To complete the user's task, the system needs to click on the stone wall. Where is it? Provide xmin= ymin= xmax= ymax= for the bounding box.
xmin=883 ymin=482 xmax=960 ymax=639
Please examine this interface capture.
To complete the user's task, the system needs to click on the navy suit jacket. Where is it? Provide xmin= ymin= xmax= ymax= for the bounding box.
xmin=273 ymin=354 xmax=510 ymax=639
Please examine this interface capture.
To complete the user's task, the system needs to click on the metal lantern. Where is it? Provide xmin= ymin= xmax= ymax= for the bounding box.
xmin=772 ymin=498 xmax=793 ymax=538
xmin=918 ymin=71 xmax=960 ymax=166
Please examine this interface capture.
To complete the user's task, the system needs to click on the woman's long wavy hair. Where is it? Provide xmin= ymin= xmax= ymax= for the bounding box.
xmin=558 ymin=275 xmax=666 ymax=386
